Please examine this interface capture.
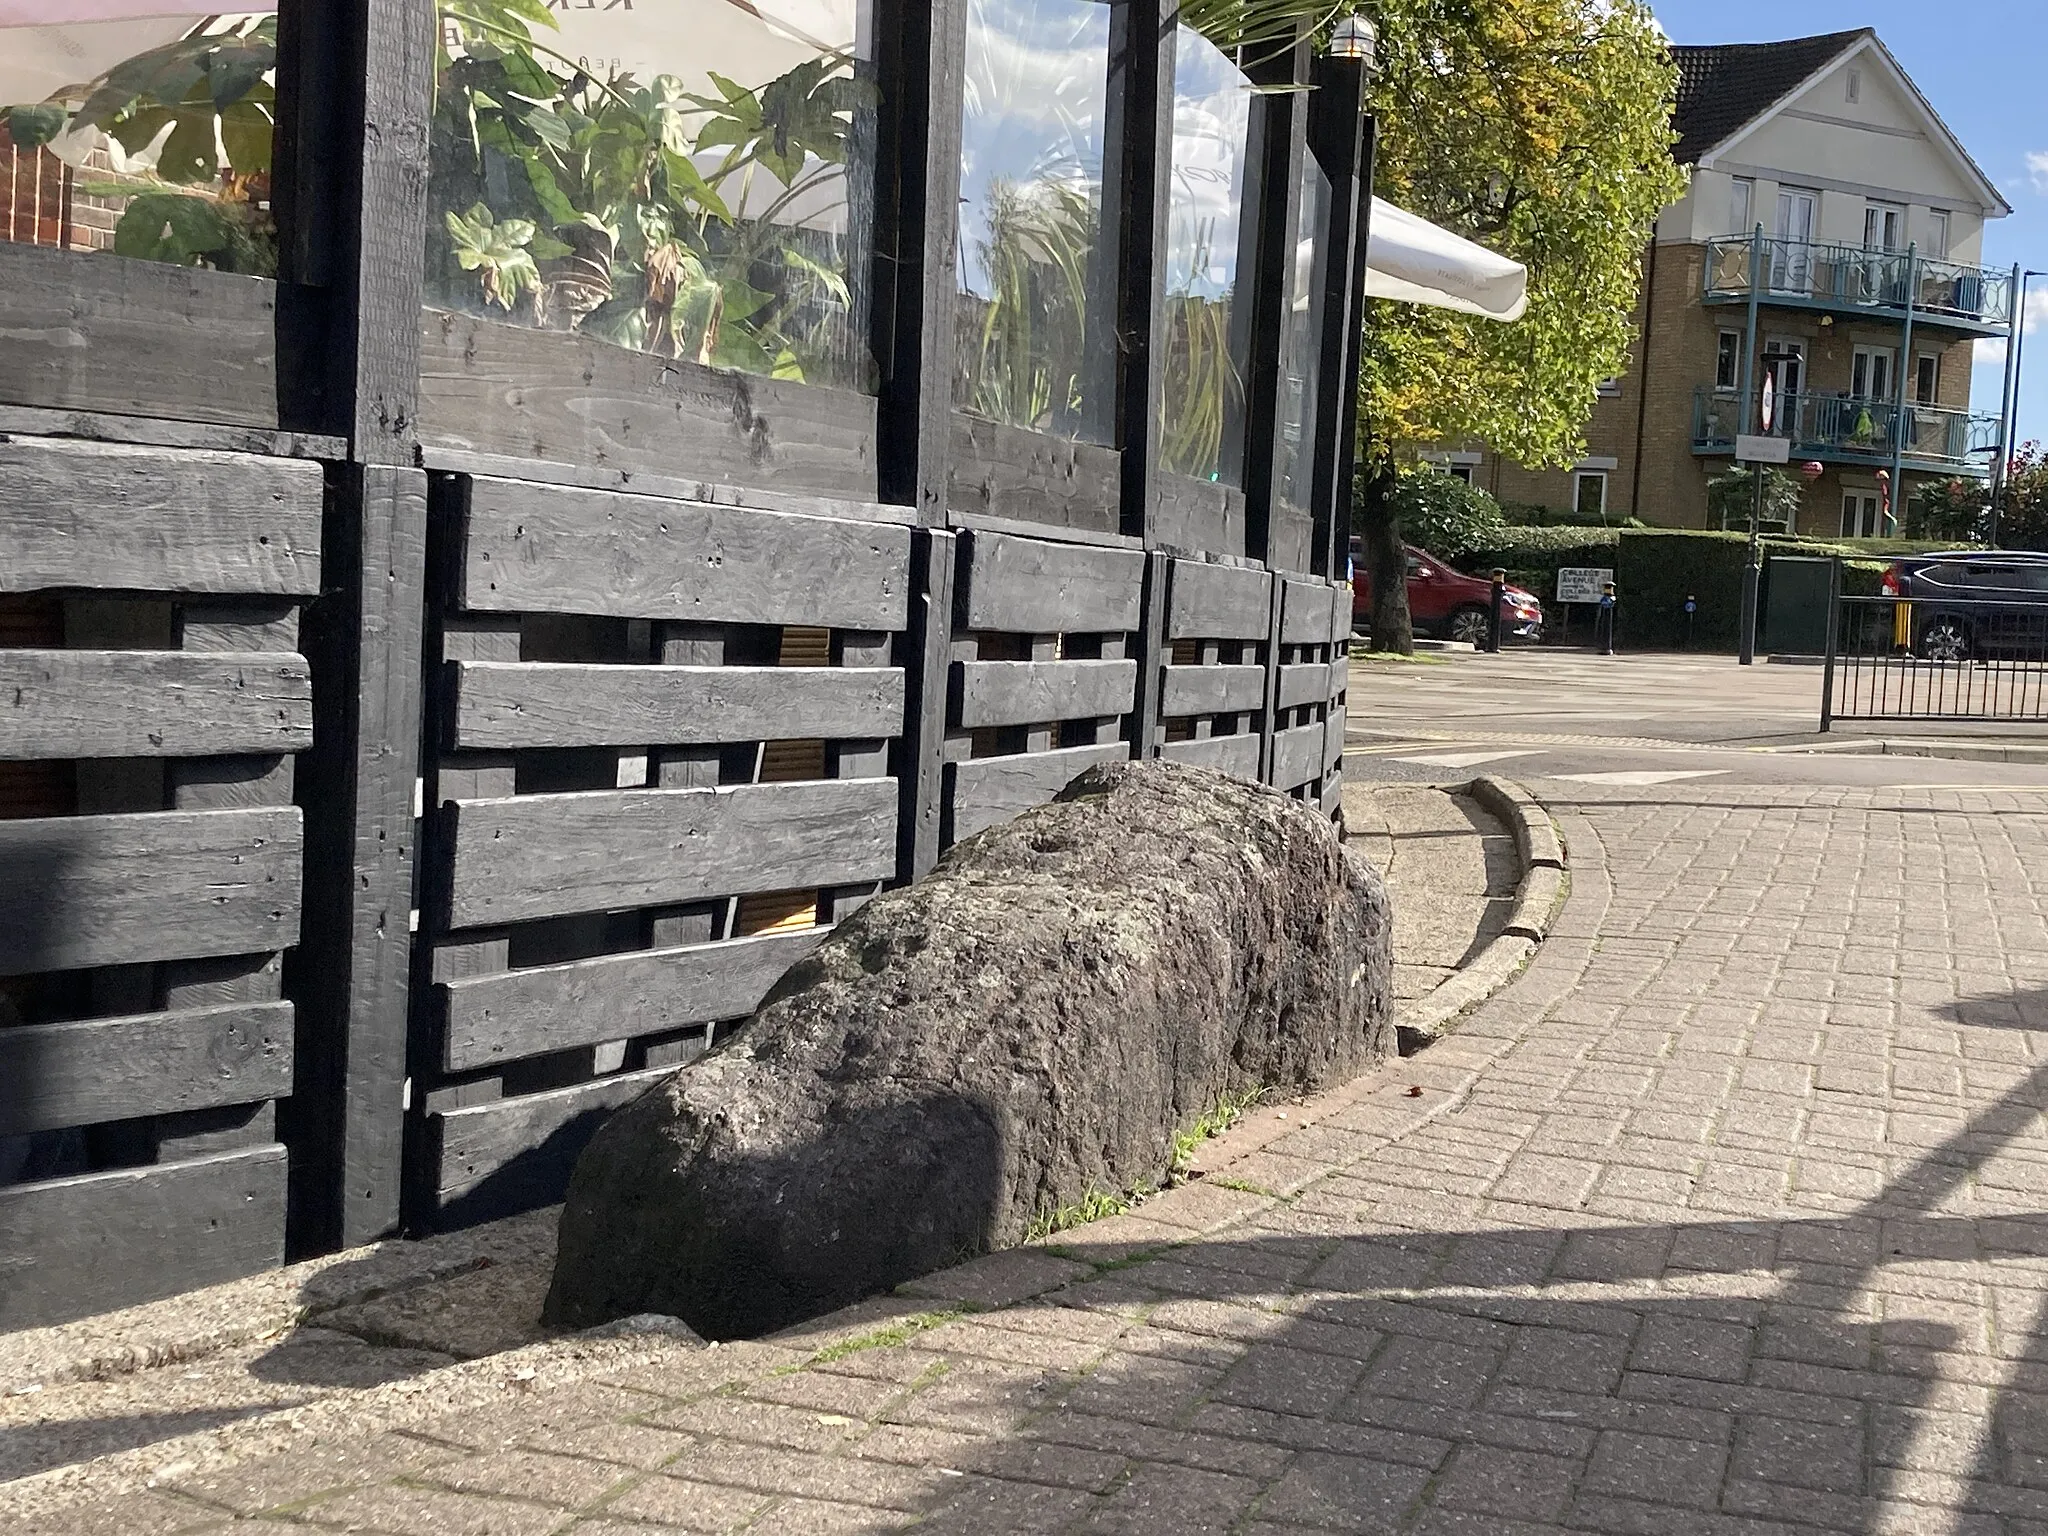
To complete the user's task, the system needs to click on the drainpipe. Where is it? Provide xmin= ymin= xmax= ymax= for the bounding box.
xmin=1888 ymin=242 xmax=1918 ymax=536
xmin=1629 ymin=235 xmax=1658 ymax=520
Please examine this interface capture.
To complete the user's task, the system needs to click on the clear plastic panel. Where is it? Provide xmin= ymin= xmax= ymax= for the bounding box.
xmin=954 ymin=0 xmax=1114 ymax=442
xmin=0 ymin=6 xmax=281 ymax=271
xmin=427 ymin=0 xmax=877 ymax=391
xmin=1158 ymin=24 xmax=1254 ymax=483
xmin=1277 ymin=156 xmax=1328 ymax=514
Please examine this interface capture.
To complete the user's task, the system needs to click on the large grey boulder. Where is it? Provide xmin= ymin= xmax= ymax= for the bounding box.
xmin=544 ymin=759 xmax=1392 ymax=1339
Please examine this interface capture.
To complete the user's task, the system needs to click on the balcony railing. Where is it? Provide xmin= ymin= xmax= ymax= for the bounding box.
xmin=1691 ymin=386 xmax=2000 ymax=473
xmin=1702 ymin=236 xmax=2014 ymax=331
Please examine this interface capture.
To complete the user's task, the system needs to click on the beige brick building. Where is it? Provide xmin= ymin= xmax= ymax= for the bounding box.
xmin=1436 ymin=29 xmax=2012 ymax=536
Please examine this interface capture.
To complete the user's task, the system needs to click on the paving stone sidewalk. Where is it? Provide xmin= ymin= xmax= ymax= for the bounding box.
xmin=11 ymin=782 xmax=2048 ymax=1535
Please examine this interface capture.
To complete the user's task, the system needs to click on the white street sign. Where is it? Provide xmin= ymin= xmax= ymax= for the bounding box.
xmin=1555 ymin=567 xmax=1614 ymax=605
xmin=1736 ymin=434 xmax=1790 ymax=465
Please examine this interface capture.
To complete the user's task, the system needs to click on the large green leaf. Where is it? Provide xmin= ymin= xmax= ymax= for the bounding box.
xmin=112 ymin=192 xmax=234 ymax=264
xmin=7 ymin=105 xmax=66 ymax=150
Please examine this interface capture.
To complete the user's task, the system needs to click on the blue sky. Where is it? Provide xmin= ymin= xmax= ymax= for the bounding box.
xmin=1652 ymin=1 xmax=2047 ymax=449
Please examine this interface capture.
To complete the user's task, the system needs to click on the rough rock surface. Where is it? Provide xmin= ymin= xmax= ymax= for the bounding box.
xmin=544 ymin=760 xmax=1393 ymax=1339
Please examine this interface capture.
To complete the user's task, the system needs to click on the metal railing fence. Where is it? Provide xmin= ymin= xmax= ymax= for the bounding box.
xmin=1822 ymin=581 xmax=2048 ymax=729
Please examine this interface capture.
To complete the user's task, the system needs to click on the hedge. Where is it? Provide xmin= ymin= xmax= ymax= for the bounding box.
xmin=1451 ymin=525 xmax=1621 ymax=604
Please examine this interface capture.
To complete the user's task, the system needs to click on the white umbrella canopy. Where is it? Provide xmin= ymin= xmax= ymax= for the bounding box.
xmin=1362 ymin=196 xmax=1528 ymax=322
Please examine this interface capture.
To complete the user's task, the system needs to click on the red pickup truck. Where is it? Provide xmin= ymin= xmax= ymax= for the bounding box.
xmin=1349 ymin=540 xmax=1544 ymax=645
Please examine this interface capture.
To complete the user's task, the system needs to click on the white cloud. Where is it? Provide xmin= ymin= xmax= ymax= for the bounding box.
xmin=2029 ymin=150 xmax=2048 ymax=194
xmin=1974 ymin=287 xmax=2048 ymax=366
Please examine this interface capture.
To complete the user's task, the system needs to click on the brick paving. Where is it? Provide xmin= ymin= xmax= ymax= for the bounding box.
xmin=12 ymin=782 xmax=2048 ymax=1534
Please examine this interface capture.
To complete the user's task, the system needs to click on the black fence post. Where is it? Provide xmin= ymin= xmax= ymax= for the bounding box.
xmin=1820 ymin=558 xmax=1840 ymax=733
xmin=1487 ymin=569 xmax=1505 ymax=653
xmin=1597 ymin=583 xmax=1617 ymax=656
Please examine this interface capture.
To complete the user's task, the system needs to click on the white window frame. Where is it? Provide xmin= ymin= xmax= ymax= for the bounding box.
xmin=1845 ymin=67 xmax=1862 ymax=104
xmin=1842 ymin=490 xmax=1881 ymax=539
xmin=1446 ymin=464 xmax=1474 ymax=485
xmin=1573 ymin=471 xmax=1609 ymax=523
xmin=1926 ymin=209 xmax=1951 ymax=261
xmin=1595 ymin=377 xmax=1622 ymax=399
xmin=1864 ymin=201 xmax=1905 ymax=253
xmin=1916 ymin=351 xmax=1940 ymax=406
xmin=1729 ymin=176 xmax=1754 ymax=236
xmin=1852 ymin=344 xmax=1897 ymax=401
xmin=1715 ymin=330 xmax=1743 ymax=391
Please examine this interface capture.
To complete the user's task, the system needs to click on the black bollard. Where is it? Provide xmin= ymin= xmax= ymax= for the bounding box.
xmin=1487 ymin=569 xmax=1506 ymax=653
xmin=1597 ymin=582 xmax=1617 ymax=656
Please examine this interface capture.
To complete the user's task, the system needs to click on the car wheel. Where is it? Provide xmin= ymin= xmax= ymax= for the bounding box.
xmin=1448 ymin=606 xmax=1492 ymax=647
xmin=1917 ymin=614 xmax=1970 ymax=662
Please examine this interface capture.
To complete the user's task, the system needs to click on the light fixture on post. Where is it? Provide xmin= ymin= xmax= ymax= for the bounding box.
xmin=1328 ymin=13 xmax=1377 ymax=73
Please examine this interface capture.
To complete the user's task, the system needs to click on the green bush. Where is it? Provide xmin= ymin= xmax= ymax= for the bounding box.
xmin=1451 ymin=525 xmax=1621 ymax=604
xmin=1389 ymin=467 xmax=1508 ymax=557
xmin=1612 ymin=530 xmax=1844 ymax=649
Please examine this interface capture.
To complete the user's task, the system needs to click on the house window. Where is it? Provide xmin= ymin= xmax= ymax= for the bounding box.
xmin=1852 ymin=345 xmax=1896 ymax=401
xmin=1864 ymin=202 xmax=1905 ymax=252
xmin=1595 ymin=377 xmax=1622 ymax=399
xmin=1927 ymin=210 xmax=1951 ymax=261
xmin=1716 ymin=330 xmax=1742 ymax=390
xmin=1574 ymin=471 xmax=1608 ymax=522
xmin=1842 ymin=491 xmax=1882 ymax=538
xmin=1917 ymin=352 xmax=1940 ymax=405
xmin=1730 ymin=176 xmax=1754 ymax=236
xmin=1447 ymin=463 xmax=1474 ymax=485
xmin=1846 ymin=67 xmax=1862 ymax=104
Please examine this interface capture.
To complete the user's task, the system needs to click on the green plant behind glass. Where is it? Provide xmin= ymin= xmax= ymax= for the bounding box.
xmin=961 ymin=176 xmax=1099 ymax=433
xmin=429 ymin=0 xmax=874 ymax=387
xmin=5 ymin=16 xmax=278 ymax=274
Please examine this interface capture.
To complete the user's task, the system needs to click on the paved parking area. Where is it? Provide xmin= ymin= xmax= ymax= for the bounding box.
xmin=13 ymin=774 xmax=2048 ymax=1534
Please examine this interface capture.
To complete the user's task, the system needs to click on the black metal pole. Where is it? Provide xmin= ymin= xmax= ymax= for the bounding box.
xmin=1487 ymin=568 xmax=1505 ymax=653
xmin=1738 ymin=463 xmax=1762 ymax=665
xmin=1597 ymin=583 xmax=1617 ymax=656
xmin=1820 ymin=556 xmax=1840 ymax=733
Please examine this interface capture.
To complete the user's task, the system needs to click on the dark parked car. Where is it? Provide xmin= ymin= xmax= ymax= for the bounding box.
xmin=1880 ymin=552 xmax=2048 ymax=661
xmin=1349 ymin=539 xmax=1543 ymax=645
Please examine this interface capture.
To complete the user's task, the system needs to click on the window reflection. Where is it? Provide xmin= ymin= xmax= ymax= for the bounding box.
xmin=0 ymin=9 xmax=280 ymax=271
xmin=1279 ymin=156 xmax=1329 ymax=514
xmin=427 ymin=0 xmax=877 ymax=392
xmin=1159 ymin=24 xmax=1254 ymax=484
xmin=955 ymin=0 xmax=1113 ymax=442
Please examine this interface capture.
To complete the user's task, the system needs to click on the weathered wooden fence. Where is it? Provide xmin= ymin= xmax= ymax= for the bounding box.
xmin=0 ymin=0 xmax=1372 ymax=1329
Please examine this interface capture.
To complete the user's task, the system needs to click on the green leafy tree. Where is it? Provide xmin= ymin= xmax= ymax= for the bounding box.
xmin=1353 ymin=0 xmax=1685 ymax=651
xmin=1906 ymin=476 xmax=1989 ymax=543
xmin=1706 ymin=466 xmax=1803 ymax=534
xmin=2001 ymin=443 xmax=2048 ymax=552
xmin=1388 ymin=467 xmax=1509 ymax=558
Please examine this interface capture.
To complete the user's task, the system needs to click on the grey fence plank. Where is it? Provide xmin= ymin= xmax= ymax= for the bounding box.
xmin=943 ymin=742 xmax=1128 ymax=843
xmin=1152 ymin=474 xmax=1248 ymax=560
xmin=0 ymin=246 xmax=279 ymax=428
xmin=427 ymin=1065 xmax=672 ymax=1221
xmin=0 ymin=807 xmax=302 ymax=977
xmin=1167 ymin=560 xmax=1272 ymax=642
xmin=458 ymin=477 xmax=911 ymax=632
xmin=1159 ymin=664 xmax=1266 ymax=719
xmin=948 ymin=415 xmax=1122 ymax=534
xmin=1324 ymin=710 xmax=1346 ymax=766
xmin=418 ymin=312 xmax=878 ymax=498
xmin=0 ymin=650 xmax=312 ymax=761
xmin=958 ymin=531 xmax=1145 ymax=635
xmin=1270 ymin=722 xmax=1324 ymax=790
xmin=951 ymin=659 xmax=1138 ymax=730
xmin=1281 ymin=577 xmax=1335 ymax=645
xmin=1328 ymin=581 xmax=1353 ymax=643
xmin=1 ymin=439 xmax=322 ymax=596
xmin=441 ymin=929 xmax=823 ymax=1072
xmin=0 ymin=1001 xmax=293 ymax=1138
xmin=446 ymin=778 xmax=898 ymax=928
xmin=1276 ymin=662 xmax=1330 ymax=711
xmin=0 ymin=1144 xmax=287 ymax=1331
xmin=1161 ymin=734 xmax=1262 ymax=780
xmin=450 ymin=662 xmax=905 ymax=751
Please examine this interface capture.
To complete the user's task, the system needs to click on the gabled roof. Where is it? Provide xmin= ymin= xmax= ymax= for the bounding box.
xmin=1670 ymin=30 xmax=1866 ymax=165
xmin=1668 ymin=29 xmax=2010 ymax=217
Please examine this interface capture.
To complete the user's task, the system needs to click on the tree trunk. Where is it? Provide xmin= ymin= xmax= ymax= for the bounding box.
xmin=1357 ymin=457 xmax=1412 ymax=654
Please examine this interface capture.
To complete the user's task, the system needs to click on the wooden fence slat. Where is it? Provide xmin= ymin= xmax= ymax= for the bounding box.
xmin=450 ymin=662 xmax=905 ymax=751
xmin=0 ymin=1001 xmax=293 ymax=1138
xmin=0 ymin=807 xmax=302 ymax=977
xmin=1152 ymin=474 xmax=1248 ymax=559
xmin=1324 ymin=709 xmax=1346 ymax=766
xmin=445 ymin=778 xmax=898 ymax=928
xmin=441 ymin=929 xmax=823 ymax=1072
xmin=1280 ymin=576 xmax=1333 ymax=644
xmin=0 ymin=1144 xmax=287 ymax=1331
xmin=419 ymin=312 xmax=879 ymax=497
xmin=0 ymin=650 xmax=313 ymax=760
xmin=1270 ymin=722 xmax=1324 ymax=790
xmin=1159 ymin=664 xmax=1266 ymax=719
xmin=948 ymin=415 xmax=1122 ymax=534
xmin=459 ymin=478 xmax=912 ymax=631
xmin=427 ymin=1065 xmax=672 ymax=1222
xmin=1167 ymin=561 xmax=1272 ymax=641
xmin=1161 ymin=734 xmax=1262 ymax=779
xmin=0 ymin=246 xmax=280 ymax=429
xmin=958 ymin=531 xmax=1146 ymax=635
xmin=1328 ymin=580 xmax=1353 ymax=642
xmin=951 ymin=659 xmax=1138 ymax=729
xmin=0 ymin=439 xmax=323 ymax=596
xmin=943 ymin=742 xmax=1128 ymax=843
xmin=1276 ymin=662 xmax=1329 ymax=711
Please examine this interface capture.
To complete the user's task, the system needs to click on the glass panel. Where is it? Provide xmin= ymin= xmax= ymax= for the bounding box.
xmin=427 ymin=0 xmax=877 ymax=392
xmin=1277 ymin=154 xmax=1328 ymax=514
xmin=1159 ymin=24 xmax=1254 ymax=481
xmin=955 ymin=0 xmax=1114 ymax=441
xmin=0 ymin=8 xmax=281 ymax=271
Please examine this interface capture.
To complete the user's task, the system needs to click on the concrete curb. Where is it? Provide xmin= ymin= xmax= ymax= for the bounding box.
xmin=1397 ymin=776 xmax=1566 ymax=1053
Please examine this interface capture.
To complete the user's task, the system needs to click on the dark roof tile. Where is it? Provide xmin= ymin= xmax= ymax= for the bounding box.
xmin=1670 ymin=30 xmax=1867 ymax=164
